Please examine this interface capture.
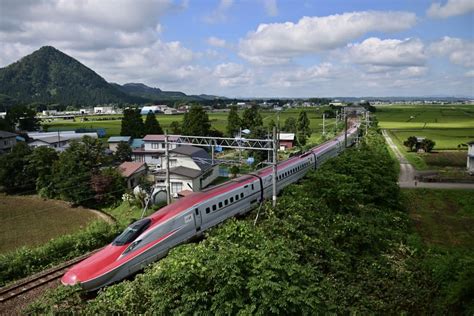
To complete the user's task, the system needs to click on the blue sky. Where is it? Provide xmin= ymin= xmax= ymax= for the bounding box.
xmin=0 ymin=0 xmax=473 ymax=97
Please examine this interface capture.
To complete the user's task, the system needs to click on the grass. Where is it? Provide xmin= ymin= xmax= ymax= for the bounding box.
xmin=44 ymin=108 xmax=336 ymax=138
xmin=376 ymin=104 xmax=474 ymax=150
xmin=402 ymin=189 xmax=474 ymax=249
xmin=0 ymin=194 xmax=101 ymax=254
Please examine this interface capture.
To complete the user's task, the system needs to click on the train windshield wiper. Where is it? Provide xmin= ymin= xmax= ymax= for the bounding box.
xmin=112 ymin=218 xmax=151 ymax=246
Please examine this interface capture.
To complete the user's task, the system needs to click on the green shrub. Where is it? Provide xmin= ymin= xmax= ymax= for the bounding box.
xmin=0 ymin=221 xmax=120 ymax=287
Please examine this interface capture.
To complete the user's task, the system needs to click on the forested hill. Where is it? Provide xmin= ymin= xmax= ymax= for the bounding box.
xmin=112 ymin=83 xmax=221 ymax=102
xmin=0 ymin=46 xmax=224 ymax=106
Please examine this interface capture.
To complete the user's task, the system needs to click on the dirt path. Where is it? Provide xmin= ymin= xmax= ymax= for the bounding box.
xmin=382 ymin=130 xmax=474 ymax=190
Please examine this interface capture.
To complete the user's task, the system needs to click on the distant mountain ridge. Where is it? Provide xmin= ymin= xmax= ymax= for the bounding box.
xmin=0 ymin=46 xmax=223 ymax=106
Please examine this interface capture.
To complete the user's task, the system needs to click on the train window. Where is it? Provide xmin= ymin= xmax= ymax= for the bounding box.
xmin=224 ymin=199 xmax=228 ymax=206
xmin=230 ymin=197 xmax=234 ymax=203
xmin=206 ymin=207 xmax=210 ymax=214
xmin=218 ymin=202 xmax=223 ymax=208
xmin=212 ymin=205 xmax=217 ymax=211
xmin=251 ymin=184 xmax=254 ymax=190
xmin=195 ymin=208 xmax=199 ymax=215
xmin=240 ymin=193 xmax=244 ymax=198
xmin=235 ymin=194 xmax=239 ymax=200
xmin=244 ymin=185 xmax=248 ymax=188
xmin=113 ymin=218 xmax=151 ymax=246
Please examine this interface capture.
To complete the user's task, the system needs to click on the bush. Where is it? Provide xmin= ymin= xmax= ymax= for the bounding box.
xmin=0 ymin=221 xmax=120 ymax=287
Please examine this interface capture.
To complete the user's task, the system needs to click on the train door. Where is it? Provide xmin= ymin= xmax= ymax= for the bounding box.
xmin=193 ymin=207 xmax=202 ymax=232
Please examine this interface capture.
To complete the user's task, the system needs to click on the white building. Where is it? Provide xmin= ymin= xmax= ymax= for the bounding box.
xmin=152 ymin=146 xmax=219 ymax=201
xmin=132 ymin=134 xmax=180 ymax=166
xmin=94 ymin=106 xmax=114 ymax=114
xmin=140 ymin=105 xmax=163 ymax=115
xmin=468 ymin=141 xmax=474 ymax=174
xmin=27 ymin=131 xmax=98 ymax=151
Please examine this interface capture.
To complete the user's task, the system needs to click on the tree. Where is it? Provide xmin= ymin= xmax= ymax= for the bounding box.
xmin=0 ymin=142 xmax=34 ymax=192
xmin=114 ymin=141 xmax=132 ymax=162
xmin=91 ymin=168 xmax=126 ymax=205
xmin=283 ymin=117 xmax=297 ymax=133
xmin=421 ymin=139 xmax=435 ymax=153
xmin=27 ymin=146 xmax=59 ymax=192
xmin=403 ymin=136 xmax=418 ymax=152
xmin=170 ymin=121 xmax=181 ymax=134
xmin=181 ymin=105 xmax=211 ymax=136
xmin=121 ymin=108 xmax=144 ymax=138
xmin=144 ymin=112 xmax=163 ymax=135
xmin=226 ymin=106 xmax=241 ymax=137
xmin=267 ymin=119 xmax=276 ymax=130
xmin=241 ymin=105 xmax=263 ymax=131
xmin=5 ymin=106 xmax=39 ymax=131
xmin=47 ymin=136 xmax=107 ymax=205
xmin=296 ymin=111 xmax=311 ymax=146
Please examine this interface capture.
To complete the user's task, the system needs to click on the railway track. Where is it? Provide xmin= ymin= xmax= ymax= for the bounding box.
xmin=0 ymin=249 xmax=99 ymax=303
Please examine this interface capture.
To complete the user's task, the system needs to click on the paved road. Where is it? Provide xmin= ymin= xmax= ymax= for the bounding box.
xmin=382 ymin=130 xmax=474 ymax=189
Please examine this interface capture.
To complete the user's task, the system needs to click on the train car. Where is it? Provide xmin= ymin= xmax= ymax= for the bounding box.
xmin=62 ymin=125 xmax=359 ymax=291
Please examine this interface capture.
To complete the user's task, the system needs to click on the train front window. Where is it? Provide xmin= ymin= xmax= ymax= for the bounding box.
xmin=113 ymin=218 xmax=151 ymax=246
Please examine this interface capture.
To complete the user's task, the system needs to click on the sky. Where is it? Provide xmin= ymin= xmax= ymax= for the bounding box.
xmin=0 ymin=0 xmax=473 ymax=98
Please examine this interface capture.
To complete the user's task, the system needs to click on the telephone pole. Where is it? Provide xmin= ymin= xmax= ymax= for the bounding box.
xmin=272 ymin=126 xmax=278 ymax=208
xmin=344 ymin=112 xmax=348 ymax=148
xmin=165 ymin=131 xmax=171 ymax=205
xmin=322 ymin=113 xmax=326 ymax=136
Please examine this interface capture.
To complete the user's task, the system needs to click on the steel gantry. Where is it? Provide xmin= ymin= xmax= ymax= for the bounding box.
xmin=163 ymin=127 xmax=279 ymax=207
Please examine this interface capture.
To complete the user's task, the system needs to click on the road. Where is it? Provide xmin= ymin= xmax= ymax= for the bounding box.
xmin=382 ymin=130 xmax=474 ymax=189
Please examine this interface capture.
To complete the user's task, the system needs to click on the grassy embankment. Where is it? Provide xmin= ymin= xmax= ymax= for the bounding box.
xmin=376 ymin=104 xmax=474 ymax=173
xmin=0 ymin=194 xmax=100 ymax=254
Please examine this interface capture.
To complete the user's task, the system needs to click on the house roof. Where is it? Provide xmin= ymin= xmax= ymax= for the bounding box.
xmin=118 ymin=161 xmax=146 ymax=178
xmin=131 ymin=138 xmax=144 ymax=149
xmin=170 ymin=166 xmax=203 ymax=178
xmin=108 ymin=136 xmax=131 ymax=143
xmin=143 ymin=134 xmax=180 ymax=142
xmin=279 ymin=133 xmax=295 ymax=141
xmin=30 ymin=136 xmax=69 ymax=144
xmin=170 ymin=146 xmax=212 ymax=171
xmin=0 ymin=130 xmax=17 ymax=138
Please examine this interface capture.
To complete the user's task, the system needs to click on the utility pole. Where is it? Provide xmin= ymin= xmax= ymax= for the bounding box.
xmin=165 ymin=131 xmax=171 ymax=205
xmin=344 ymin=111 xmax=348 ymax=148
xmin=322 ymin=113 xmax=326 ymax=136
xmin=365 ymin=111 xmax=369 ymax=135
xmin=272 ymin=126 xmax=278 ymax=208
xmin=211 ymin=143 xmax=215 ymax=165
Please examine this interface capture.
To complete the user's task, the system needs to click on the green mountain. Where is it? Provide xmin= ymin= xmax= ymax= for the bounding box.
xmin=0 ymin=46 xmax=145 ymax=106
xmin=113 ymin=82 xmax=225 ymax=102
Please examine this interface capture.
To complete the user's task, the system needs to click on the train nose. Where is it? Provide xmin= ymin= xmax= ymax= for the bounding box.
xmin=61 ymin=271 xmax=79 ymax=286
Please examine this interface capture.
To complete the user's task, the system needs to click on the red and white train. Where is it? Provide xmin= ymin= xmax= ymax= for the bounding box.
xmin=62 ymin=126 xmax=359 ymax=290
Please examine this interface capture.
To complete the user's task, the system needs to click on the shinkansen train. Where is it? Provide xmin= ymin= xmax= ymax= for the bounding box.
xmin=62 ymin=125 xmax=359 ymax=290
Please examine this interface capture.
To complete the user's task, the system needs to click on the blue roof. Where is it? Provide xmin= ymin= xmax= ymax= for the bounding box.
xmin=131 ymin=138 xmax=144 ymax=149
xmin=108 ymin=136 xmax=131 ymax=143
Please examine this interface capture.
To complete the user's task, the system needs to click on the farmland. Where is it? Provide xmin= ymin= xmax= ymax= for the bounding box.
xmin=0 ymin=194 xmax=103 ymax=254
xmin=376 ymin=104 xmax=474 ymax=150
xmin=44 ymin=108 xmax=335 ymax=142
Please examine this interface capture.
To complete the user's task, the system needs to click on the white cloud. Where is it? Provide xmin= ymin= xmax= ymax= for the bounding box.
xmin=239 ymin=11 xmax=417 ymax=65
xmin=346 ymin=37 xmax=426 ymax=67
xmin=465 ymin=69 xmax=474 ymax=77
xmin=262 ymin=0 xmax=278 ymax=17
xmin=207 ymin=36 xmax=227 ymax=48
xmin=427 ymin=0 xmax=474 ymax=18
xmin=203 ymin=0 xmax=234 ymax=24
xmin=430 ymin=37 xmax=474 ymax=67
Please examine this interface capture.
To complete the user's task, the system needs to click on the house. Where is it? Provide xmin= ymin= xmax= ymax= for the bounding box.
xmin=118 ymin=161 xmax=147 ymax=189
xmin=132 ymin=134 xmax=180 ymax=166
xmin=279 ymin=133 xmax=295 ymax=150
xmin=28 ymin=135 xmax=70 ymax=150
xmin=0 ymin=130 xmax=17 ymax=154
xmin=468 ymin=141 xmax=474 ymax=174
xmin=107 ymin=136 xmax=131 ymax=152
xmin=153 ymin=146 xmax=219 ymax=199
xmin=164 ymin=108 xmax=178 ymax=115
xmin=27 ymin=131 xmax=99 ymax=151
